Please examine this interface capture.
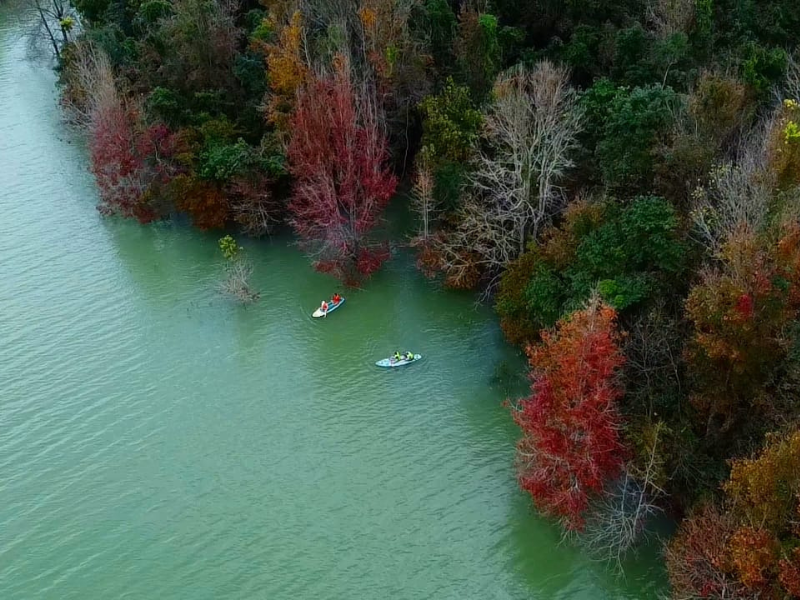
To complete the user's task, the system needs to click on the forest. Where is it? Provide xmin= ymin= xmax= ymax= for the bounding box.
xmin=43 ymin=0 xmax=800 ymax=595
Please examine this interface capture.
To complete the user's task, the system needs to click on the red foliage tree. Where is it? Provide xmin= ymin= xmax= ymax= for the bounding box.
xmin=780 ymin=548 xmax=800 ymax=597
xmin=665 ymin=504 xmax=746 ymax=599
xmin=89 ymin=95 xmax=177 ymax=223
xmin=287 ymin=56 xmax=398 ymax=283
xmin=512 ymin=300 xmax=626 ymax=529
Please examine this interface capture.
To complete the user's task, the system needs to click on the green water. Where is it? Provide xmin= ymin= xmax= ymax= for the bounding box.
xmin=0 ymin=5 xmax=667 ymax=598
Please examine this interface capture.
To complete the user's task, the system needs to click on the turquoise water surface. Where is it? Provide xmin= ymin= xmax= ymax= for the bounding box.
xmin=0 ymin=5 xmax=667 ymax=598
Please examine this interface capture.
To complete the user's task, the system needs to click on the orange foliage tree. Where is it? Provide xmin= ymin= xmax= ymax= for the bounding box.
xmin=725 ymin=431 xmax=800 ymax=535
xmin=685 ymin=224 xmax=800 ymax=438
xmin=169 ymin=174 xmax=230 ymax=230
xmin=256 ymin=9 xmax=308 ymax=138
xmin=512 ymin=300 xmax=627 ymax=529
xmin=667 ymin=430 xmax=800 ymax=599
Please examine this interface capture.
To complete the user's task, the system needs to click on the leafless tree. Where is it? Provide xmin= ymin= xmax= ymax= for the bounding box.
xmin=429 ymin=195 xmax=522 ymax=289
xmin=299 ymin=0 xmax=358 ymax=31
xmin=357 ymin=0 xmax=420 ymax=58
xmin=219 ymin=259 xmax=260 ymax=304
xmin=432 ymin=61 xmax=582 ymax=287
xmin=410 ymin=165 xmax=436 ymax=242
xmin=230 ymin=189 xmax=281 ymax=238
xmin=60 ymin=41 xmax=116 ymax=125
xmin=576 ymin=423 xmax=665 ymax=567
xmin=645 ymin=0 xmax=695 ymax=39
xmin=357 ymin=0 xmax=431 ymax=168
xmin=478 ymin=61 xmax=582 ymax=251
xmin=27 ymin=0 xmax=77 ymax=59
xmin=779 ymin=51 xmax=800 ymax=102
xmin=623 ymin=303 xmax=683 ymax=418
xmin=690 ymin=116 xmax=776 ymax=254
xmin=228 ymin=164 xmax=282 ymax=238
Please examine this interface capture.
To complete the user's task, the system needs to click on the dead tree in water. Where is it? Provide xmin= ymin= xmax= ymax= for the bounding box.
xmin=576 ymin=423 xmax=665 ymax=567
xmin=28 ymin=0 xmax=76 ymax=59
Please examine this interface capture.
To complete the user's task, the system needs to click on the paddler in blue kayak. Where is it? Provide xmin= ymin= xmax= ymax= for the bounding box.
xmin=332 ymin=292 xmax=342 ymax=305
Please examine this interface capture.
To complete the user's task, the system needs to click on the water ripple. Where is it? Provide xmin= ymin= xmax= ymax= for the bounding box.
xmin=0 ymin=4 xmax=666 ymax=599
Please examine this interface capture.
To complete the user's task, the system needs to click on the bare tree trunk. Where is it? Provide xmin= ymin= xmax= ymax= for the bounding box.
xmin=28 ymin=0 xmax=77 ymax=59
xmin=411 ymin=166 xmax=435 ymax=241
xmin=54 ymin=0 xmax=70 ymax=48
xmin=34 ymin=0 xmax=60 ymax=58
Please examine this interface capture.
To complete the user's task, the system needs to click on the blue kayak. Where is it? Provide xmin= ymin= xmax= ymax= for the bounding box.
xmin=375 ymin=354 xmax=422 ymax=368
xmin=312 ymin=297 xmax=345 ymax=318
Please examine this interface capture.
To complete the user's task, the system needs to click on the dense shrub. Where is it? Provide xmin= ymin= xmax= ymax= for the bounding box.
xmin=497 ymin=197 xmax=686 ymax=340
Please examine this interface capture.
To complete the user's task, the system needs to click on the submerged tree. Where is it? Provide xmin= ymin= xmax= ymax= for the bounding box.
xmin=578 ymin=422 xmax=664 ymax=565
xmin=218 ymin=235 xmax=259 ymax=303
xmin=512 ymin=299 xmax=626 ymax=530
xmin=28 ymin=0 xmax=77 ymax=59
xmin=287 ymin=56 xmax=398 ymax=283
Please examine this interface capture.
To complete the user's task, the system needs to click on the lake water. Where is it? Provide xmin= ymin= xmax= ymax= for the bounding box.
xmin=0 ymin=4 xmax=667 ymax=598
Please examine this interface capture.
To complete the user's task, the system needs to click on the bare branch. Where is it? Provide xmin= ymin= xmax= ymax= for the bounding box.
xmin=410 ymin=164 xmax=436 ymax=241
xmin=26 ymin=0 xmax=78 ymax=59
xmin=690 ymin=113 xmax=777 ymax=254
xmin=623 ymin=302 xmax=684 ymax=416
xmin=645 ymin=0 xmax=695 ymax=39
xmin=779 ymin=51 xmax=800 ymax=103
xmin=433 ymin=60 xmax=583 ymax=286
xmin=60 ymin=41 xmax=116 ymax=126
xmin=575 ymin=424 xmax=665 ymax=567
xmin=218 ymin=259 xmax=260 ymax=303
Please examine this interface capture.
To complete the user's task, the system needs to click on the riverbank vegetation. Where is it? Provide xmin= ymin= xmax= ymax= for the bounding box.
xmin=54 ymin=0 xmax=800 ymax=595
